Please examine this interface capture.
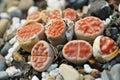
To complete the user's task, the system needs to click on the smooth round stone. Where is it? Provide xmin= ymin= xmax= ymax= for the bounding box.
xmin=110 ymin=64 xmax=120 ymax=80
xmin=0 ymin=38 xmax=4 ymax=48
xmin=0 ymin=42 xmax=12 ymax=56
xmin=28 ymin=6 xmax=38 ymax=15
xmin=101 ymin=70 xmax=112 ymax=80
xmin=18 ymin=0 xmax=34 ymax=11
xmin=7 ymin=7 xmax=23 ymax=18
xmin=0 ymin=55 xmax=6 ymax=71
xmin=0 ymin=19 xmax=10 ymax=38
xmin=0 ymin=71 xmax=9 ymax=80
xmin=89 ymin=0 xmax=113 ymax=20
xmin=59 ymin=64 xmax=83 ymax=80
xmin=32 ymin=75 xmax=39 ymax=80
xmin=0 ymin=12 xmax=11 ymax=19
xmin=66 ymin=0 xmax=88 ymax=9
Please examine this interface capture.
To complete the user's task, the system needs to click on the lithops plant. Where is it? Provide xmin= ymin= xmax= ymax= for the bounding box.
xmin=62 ymin=40 xmax=92 ymax=64
xmin=74 ymin=16 xmax=104 ymax=43
xmin=31 ymin=40 xmax=54 ymax=72
xmin=17 ymin=21 xmax=45 ymax=52
xmin=45 ymin=19 xmax=67 ymax=46
xmin=93 ymin=35 xmax=119 ymax=63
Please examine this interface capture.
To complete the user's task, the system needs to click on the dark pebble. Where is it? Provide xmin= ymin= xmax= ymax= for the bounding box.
xmin=0 ymin=55 xmax=6 ymax=71
xmin=0 ymin=42 xmax=11 ymax=56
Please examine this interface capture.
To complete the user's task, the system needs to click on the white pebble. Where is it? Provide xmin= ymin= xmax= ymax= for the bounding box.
xmin=42 ymin=72 xmax=49 ymax=78
xmin=5 ymin=41 xmax=20 ymax=64
xmin=49 ymin=68 xmax=59 ymax=77
xmin=84 ymin=64 xmax=93 ymax=73
xmin=9 ymin=36 xmax=17 ymax=45
xmin=47 ymin=64 xmax=58 ymax=72
xmin=95 ymin=78 xmax=102 ymax=80
xmin=21 ymin=19 xmax=27 ymax=26
xmin=0 ymin=12 xmax=10 ymax=19
xmin=6 ymin=66 xmax=21 ymax=77
xmin=56 ymin=74 xmax=63 ymax=80
xmin=42 ymin=78 xmax=47 ymax=80
xmin=31 ymin=75 xmax=39 ymax=80
xmin=118 ymin=4 xmax=120 ymax=12
xmin=28 ymin=6 xmax=38 ymax=15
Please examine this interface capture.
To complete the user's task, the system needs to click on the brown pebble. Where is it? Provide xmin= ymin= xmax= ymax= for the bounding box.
xmin=90 ymin=70 xmax=101 ymax=78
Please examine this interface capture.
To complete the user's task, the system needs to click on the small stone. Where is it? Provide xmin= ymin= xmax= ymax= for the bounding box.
xmin=47 ymin=64 xmax=58 ymax=72
xmin=28 ymin=6 xmax=38 ymax=15
xmin=31 ymin=75 xmax=39 ymax=80
xmin=0 ymin=71 xmax=9 ymax=80
xmin=84 ymin=75 xmax=94 ymax=80
xmin=101 ymin=70 xmax=112 ymax=80
xmin=84 ymin=64 xmax=93 ymax=73
xmin=95 ymin=78 xmax=102 ymax=80
xmin=48 ymin=76 xmax=56 ymax=80
xmin=56 ymin=74 xmax=64 ymax=80
xmin=42 ymin=72 xmax=49 ymax=78
xmin=12 ymin=52 xmax=25 ymax=62
xmin=18 ymin=0 xmax=34 ymax=11
xmin=6 ymin=66 xmax=21 ymax=77
xmin=49 ymin=68 xmax=59 ymax=77
xmin=0 ymin=12 xmax=10 ymax=19
xmin=90 ymin=70 xmax=101 ymax=78
xmin=110 ymin=64 xmax=120 ymax=80
xmin=7 ymin=7 xmax=23 ymax=18
xmin=0 ymin=42 xmax=12 ymax=56
xmin=0 ymin=19 xmax=10 ymax=38
xmin=59 ymin=64 xmax=83 ymax=80
xmin=119 ymin=4 xmax=120 ymax=12
xmin=0 ymin=38 xmax=4 ymax=48
xmin=0 ymin=55 xmax=6 ymax=71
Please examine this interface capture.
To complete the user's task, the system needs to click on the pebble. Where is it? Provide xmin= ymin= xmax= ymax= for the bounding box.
xmin=49 ymin=68 xmax=59 ymax=77
xmin=0 ymin=55 xmax=6 ymax=71
xmin=66 ymin=0 xmax=88 ymax=9
xmin=110 ymin=64 xmax=120 ymax=80
xmin=84 ymin=64 xmax=97 ymax=73
xmin=5 ymin=41 xmax=20 ymax=64
xmin=0 ymin=42 xmax=12 ymax=56
xmin=28 ymin=6 xmax=38 ymax=15
xmin=0 ymin=38 xmax=4 ymax=48
xmin=118 ymin=4 xmax=120 ymax=12
xmin=0 ymin=71 xmax=9 ymax=80
xmin=95 ymin=78 xmax=102 ymax=80
xmin=0 ymin=19 xmax=10 ymax=38
xmin=46 ymin=0 xmax=66 ymax=10
xmin=83 ymin=75 xmax=94 ymax=80
xmin=42 ymin=72 xmax=49 ymax=79
xmin=6 ymin=66 xmax=21 ymax=77
xmin=47 ymin=64 xmax=58 ymax=72
xmin=31 ymin=75 xmax=39 ymax=80
xmin=12 ymin=52 xmax=25 ymax=62
xmin=101 ymin=70 xmax=112 ymax=80
xmin=59 ymin=64 xmax=83 ymax=80
xmin=56 ymin=74 xmax=64 ymax=80
xmin=0 ymin=12 xmax=10 ymax=19
xmin=7 ymin=6 xmax=23 ymax=18
xmin=18 ymin=0 xmax=34 ymax=11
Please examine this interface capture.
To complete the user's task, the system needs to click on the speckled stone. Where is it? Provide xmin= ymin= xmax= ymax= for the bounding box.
xmin=0 ymin=55 xmax=6 ymax=71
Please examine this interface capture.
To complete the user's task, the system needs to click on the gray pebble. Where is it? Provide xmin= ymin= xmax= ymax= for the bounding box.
xmin=0 ymin=55 xmax=6 ymax=71
xmin=101 ymin=70 xmax=112 ymax=80
xmin=110 ymin=64 xmax=120 ymax=80
xmin=0 ymin=42 xmax=12 ymax=56
xmin=7 ymin=7 xmax=23 ymax=18
xmin=0 ymin=71 xmax=9 ymax=80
